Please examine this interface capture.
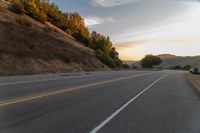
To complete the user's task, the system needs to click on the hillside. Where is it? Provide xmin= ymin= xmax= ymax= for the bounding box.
xmin=158 ymin=54 xmax=176 ymax=59
xmin=132 ymin=54 xmax=200 ymax=68
xmin=158 ymin=55 xmax=200 ymax=68
xmin=123 ymin=60 xmax=136 ymax=67
xmin=0 ymin=3 xmax=108 ymax=76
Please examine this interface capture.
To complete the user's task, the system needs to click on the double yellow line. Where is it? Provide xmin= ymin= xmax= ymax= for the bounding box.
xmin=0 ymin=72 xmax=155 ymax=108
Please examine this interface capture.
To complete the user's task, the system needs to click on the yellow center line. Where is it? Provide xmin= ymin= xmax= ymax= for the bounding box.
xmin=0 ymin=72 xmax=157 ymax=107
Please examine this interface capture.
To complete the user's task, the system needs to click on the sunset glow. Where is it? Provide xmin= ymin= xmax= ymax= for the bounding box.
xmin=53 ymin=0 xmax=200 ymax=61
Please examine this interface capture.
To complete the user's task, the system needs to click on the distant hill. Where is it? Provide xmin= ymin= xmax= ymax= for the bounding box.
xmin=158 ymin=54 xmax=177 ymax=59
xmin=132 ymin=54 xmax=200 ymax=68
xmin=158 ymin=55 xmax=200 ymax=68
xmin=0 ymin=2 xmax=108 ymax=76
xmin=123 ymin=60 xmax=136 ymax=67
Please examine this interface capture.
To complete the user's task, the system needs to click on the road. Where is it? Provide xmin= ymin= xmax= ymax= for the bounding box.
xmin=0 ymin=70 xmax=200 ymax=133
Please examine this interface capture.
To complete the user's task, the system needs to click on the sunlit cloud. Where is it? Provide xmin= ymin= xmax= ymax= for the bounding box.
xmin=84 ymin=16 xmax=103 ymax=26
xmin=84 ymin=16 xmax=115 ymax=26
xmin=116 ymin=38 xmax=200 ymax=46
xmin=52 ymin=0 xmax=200 ymax=60
xmin=91 ymin=0 xmax=140 ymax=7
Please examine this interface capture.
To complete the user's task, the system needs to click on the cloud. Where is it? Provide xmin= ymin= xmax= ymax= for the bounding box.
xmin=116 ymin=38 xmax=200 ymax=48
xmin=84 ymin=16 xmax=115 ymax=26
xmin=91 ymin=0 xmax=139 ymax=7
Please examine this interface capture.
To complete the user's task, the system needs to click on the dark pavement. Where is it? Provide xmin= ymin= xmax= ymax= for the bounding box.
xmin=0 ymin=70 xmax=200 ymax=133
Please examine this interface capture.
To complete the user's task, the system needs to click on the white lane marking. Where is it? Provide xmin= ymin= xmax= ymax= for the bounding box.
xmin=0 ymin=72 xmax=149 ymax=86
xmin=0 ymin=73 xmax=156 ymax=107
xmin=89 ymin=74 xmax=168 ymax=133
xmin=0 ymin=77 xmax=73 ymax=86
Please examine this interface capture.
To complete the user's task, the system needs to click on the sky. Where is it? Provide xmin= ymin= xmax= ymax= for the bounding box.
xmin=52 ymin=0 xmax=200 ymax=61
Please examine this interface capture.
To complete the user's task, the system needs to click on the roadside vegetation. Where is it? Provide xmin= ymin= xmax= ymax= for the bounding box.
xmin=16 ymin=16 xmax=32 ymax=27
xmin=9 ymin=0 xmax=122 ymax=68
xmin=122 ymin=64 xmax=130 ymax=69
xmin=169 ymin=65 xmax=191 ymax=70
xmin=141 ymin=54 xmax=162 ymax=68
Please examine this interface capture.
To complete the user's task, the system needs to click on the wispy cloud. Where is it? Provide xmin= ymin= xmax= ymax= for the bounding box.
xmin=91 ymin=0 xmax=140 ymax=7
xmin=116 ymin=38 xmax=200 ymax=47
xmin=84 ymin=16 xmax=115 ymax=26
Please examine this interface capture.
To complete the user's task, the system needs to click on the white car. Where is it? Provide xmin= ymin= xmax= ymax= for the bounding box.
xmin=190 ymin=68 xmax=200 ymax=74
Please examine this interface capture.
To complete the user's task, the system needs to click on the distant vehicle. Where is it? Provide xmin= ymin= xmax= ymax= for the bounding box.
xmin=190 ymin=68 xmax=200 ymax=74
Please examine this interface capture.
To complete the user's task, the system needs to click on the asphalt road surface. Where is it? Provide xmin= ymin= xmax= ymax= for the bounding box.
xmin=0 ymin=70 xmax=200 ymax=133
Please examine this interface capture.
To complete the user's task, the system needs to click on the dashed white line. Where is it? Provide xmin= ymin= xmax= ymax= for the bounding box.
xmin=89 ymin=74 xmax=168 ymax=133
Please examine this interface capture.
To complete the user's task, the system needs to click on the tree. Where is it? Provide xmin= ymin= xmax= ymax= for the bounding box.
xmin=173 ymin=65 xmax=182 ymax=70
xmin=183 ymin=64 xmax=191 ymax=70
xmin=23 ymin=0 xmax=47 ymax=22
xmin=9 ymin=0 xmax=122 ymax=68
xmin=141 ymin=55 xmax=162 ymax=68
xmin=122 ymin=64 xmax=130 ymax=69
xmin=90 ymin=31 xmax=122 ymax=68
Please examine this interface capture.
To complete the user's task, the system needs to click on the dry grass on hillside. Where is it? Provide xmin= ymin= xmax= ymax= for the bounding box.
xmin=0 ymin=5 xmax=108 ymax=76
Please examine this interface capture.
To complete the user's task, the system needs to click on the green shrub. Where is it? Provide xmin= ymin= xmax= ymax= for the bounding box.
xmin=141 ymin=54 xmax=162 ymax=68
xmin=23 ymin=1 xmax=47 ymax=23
xmin=183 ymin=64 xmax=191 ymax=70
xmin=35 ymin=11 xmax=47 ymax=23
xmin=63 ymin=55 xmax=70 ymax=63
xmin=122 ymin=64 xmax=130 ymax=69
xmin=95 ymin=50 xmax=116 ymax=68
xmin=10 ymin=2 xmax=25 ymax=14
xmin=170 ymin=65 xmax=182 ymax=70
xmin=43 ymin=26 xmax=52 ymax=33
xmin=16 ymin=16 xmax=32 ymax=27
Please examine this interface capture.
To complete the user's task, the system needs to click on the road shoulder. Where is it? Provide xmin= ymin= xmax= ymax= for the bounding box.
xmin=185 ymin=73 xmax=200 ymax=97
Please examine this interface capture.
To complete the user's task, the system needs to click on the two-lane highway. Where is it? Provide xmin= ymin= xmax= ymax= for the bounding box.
xmin=0 ymin=70 xmax=200 ymax=133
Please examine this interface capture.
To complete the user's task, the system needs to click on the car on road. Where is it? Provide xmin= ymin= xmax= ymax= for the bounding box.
xmin=190 ymin=68 xmax=200 ymax=74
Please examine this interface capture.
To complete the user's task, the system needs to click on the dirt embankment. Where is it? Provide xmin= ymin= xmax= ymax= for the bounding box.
xmin=0 ymin=4 xmax=109 ymax=76
xmin=185 ymin=73 xmax=200 ymax=95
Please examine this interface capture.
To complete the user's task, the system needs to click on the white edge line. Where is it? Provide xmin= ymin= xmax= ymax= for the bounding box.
xmin=89 ymin=74 xmax=168 ymax=133
xmin=0 ymin=72 xmax=152 ymax=86
xmin=0 ymin=77 xmax=73 ymax=86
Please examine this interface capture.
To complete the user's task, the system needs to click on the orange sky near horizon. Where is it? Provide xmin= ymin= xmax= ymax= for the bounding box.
xmin=115 ymin=38 xmax=200 ymax=61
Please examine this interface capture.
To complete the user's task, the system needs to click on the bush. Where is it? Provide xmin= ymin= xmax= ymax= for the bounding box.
xmin=95 ymin=50 xmax=116 ymax=68
xmin=23 ymin=1 xmax=47 ymax=23
xmin=43 ymin=26 xmax=52 ymax=33
xmin=114 ymin=59 xmax=122 ymax=68
xmin=141 ymin=55 xmax=162 ymax=68
xmin=35 ymin=11 xmax=47 ymax=23
xmin=183 ymin=64 xmax=191 ymax=70
xmin=73 ymin=31 xmax=89 ymax=45
xmin=16 ymin=16 xmax=32 ymax=27
xmin=122 ymin=64 xmax=130 ymax=69
xmin=10 ymin=2 xmax=25 ymax=14
xmin=63 ymin=55 xmax=70 ymax=63
xmin=171 ymin=65 xmax=182 ymax=70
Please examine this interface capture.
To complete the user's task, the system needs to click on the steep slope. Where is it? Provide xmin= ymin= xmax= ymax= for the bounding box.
xmin=0 ymin=5 xmax=108 ymax=76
